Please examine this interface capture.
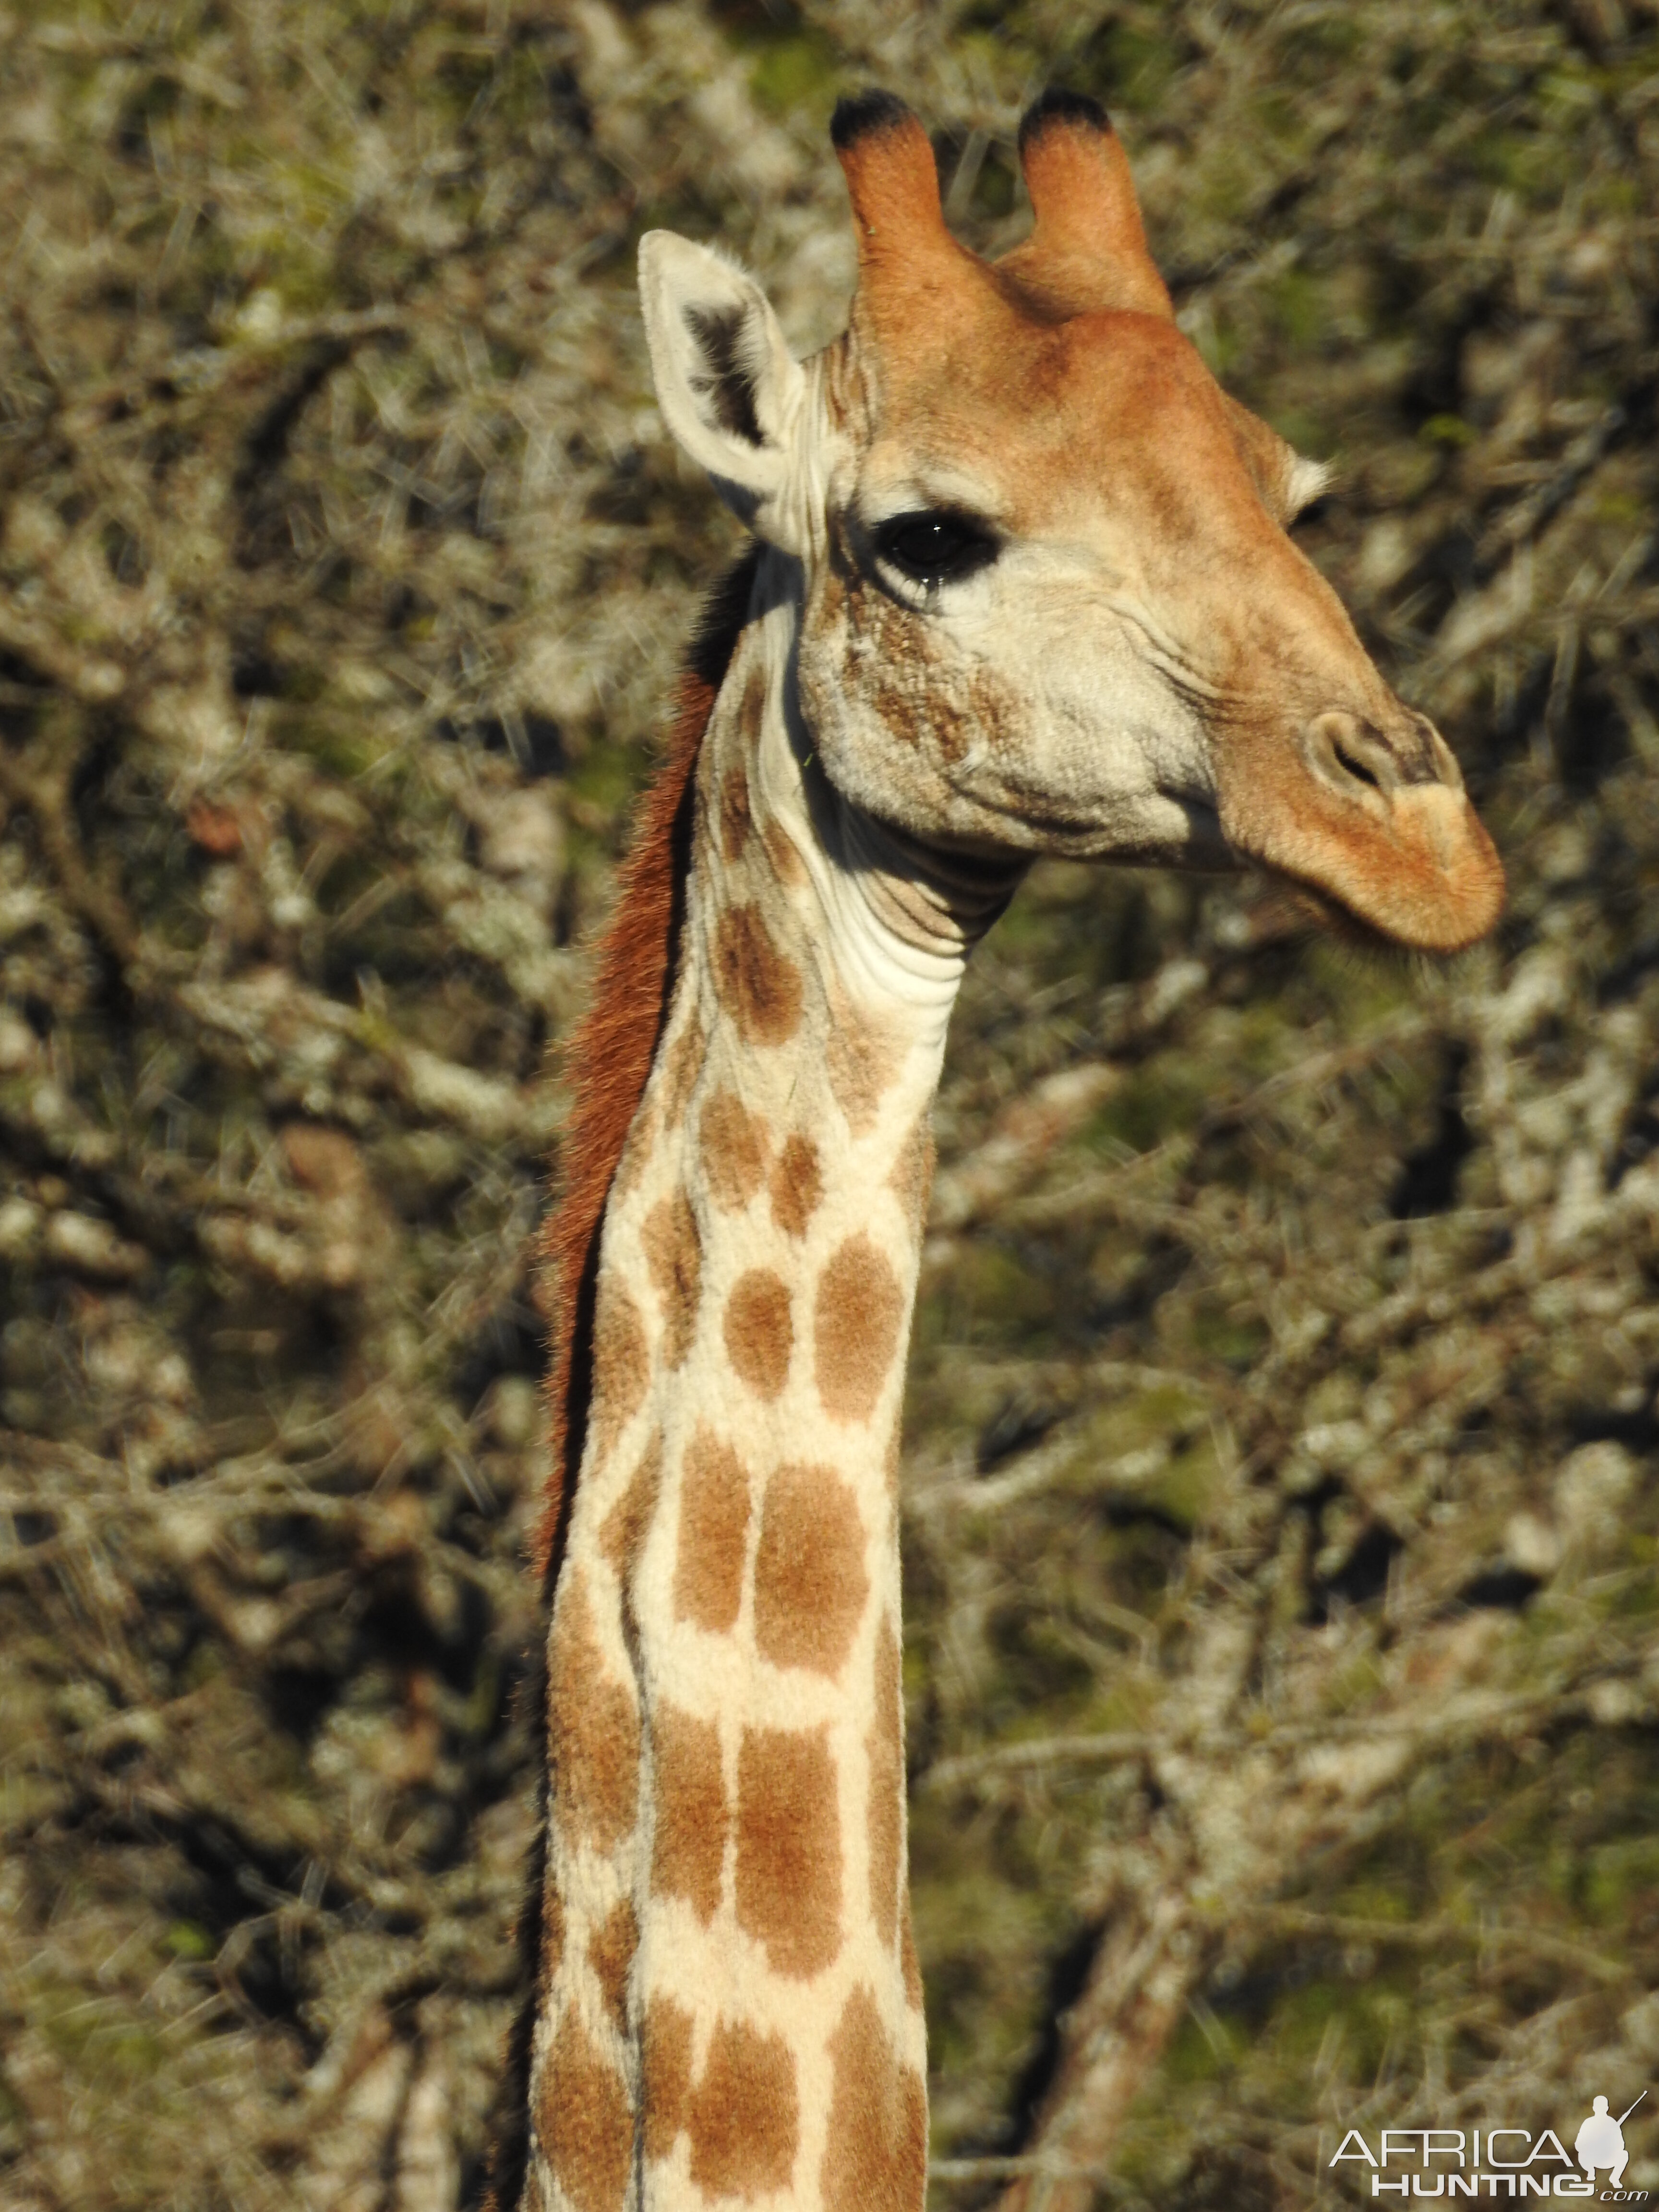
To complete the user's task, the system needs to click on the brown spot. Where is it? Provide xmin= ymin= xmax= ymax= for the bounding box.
xmin=713 ymin=904 xmax=803 ymax=1046
xmin=888 ymin=1114 xmax=936 ymax=1237
xmin=724 ymin=1269 xmax=793 ymax=1401
xmin=651 ymin=1700 xmax=727 ymax=1923
xmin=769 ymin=1131 xmax=822 ymax=1239
xmin=641 ymin=1188 xmax=701 ymax=1369
xmin=900 ymin=1914 xmax=923 ymax=2012
xmin=719 ymin=762 xmax=752 ymax=864
xmin=589 ymin=1274 xmax=649 ymax=1465
xmin=658 ymin=1010 xmax=706 ymax=1129
xmin=753 ymin=1463 xmax=868 ymax=1679
xmin=866 ymin=1616 xmax=903 ymax=1948
xmin=735 ymin=1725 xmax=841 ymax=1979
xmin=588 ymin=1896 xmax=637 ymax=2036
xmin=762 ymin=817 xmax=808 ymax=889
xmin=825 ymin=995 xmax=900 ymax=1136
xmin=738 ymin=658 xmax=767 ymax=743
xmin=598 ymin=1429 xmax=663 ymax=1584
xmin=815 ymin=1236 xmax=904 ymax=1426
xmin=871 ymin=661 xmax=925 ymax=754
xmin=540 ymin=1869 xmax=566 ymax=1984
xmin=700 ymin=1086 xmax=769 ymax=1212
xmin=819 ymin=1985 xmax=928 ymax=2212
xmin=537 ymin=2007 xmax=632 ymax=2212
xmin=549 ymin=1571 xmax=639 ymax=1856
xmin=686 ymin=2018 xmax=800 ymax=2200
xmin=609 ymin=1099 xmax=658 ymax=1202
xmin=673 ymin=1425 xmax=750 ymax=1635
xmin=642 ymin=1992 xmax=694 ymax=2163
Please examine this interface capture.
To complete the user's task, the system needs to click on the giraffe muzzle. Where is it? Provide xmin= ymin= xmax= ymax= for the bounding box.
xmin=1218 ymin=703 xmax=1504 ymax=950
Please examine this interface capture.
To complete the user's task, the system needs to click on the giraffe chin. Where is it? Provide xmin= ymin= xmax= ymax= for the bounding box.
xmin=1249 ymin=828 xmax=1507 ymax=957
xmin=1219 ymin=781 xmax=1506 ymax=957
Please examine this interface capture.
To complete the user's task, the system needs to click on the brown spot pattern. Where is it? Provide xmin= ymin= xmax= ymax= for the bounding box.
xmin=598 ymin=1430 xmax=662 ymax=1583
xmin=753 ymin=1463 xmax=869 ymax=1679
xmin=700 ymin=1086 xmax=769 ymax=1212
xmin=589 ymin=1274 xmax=648 ymax=1464
xmin=819 ymin=1985 xmax=928 ymax=2212
xmin=718 ymin=763 xmax=752 ymax=864
xmin=651 ymin=1700 xmax=727 ymax=1923
xmin=549 ymin=1572 xmax=639 ymax=1857
xmin=738 ymin=658 xmax=767 ymax=745
xmin=815 ymin=1236 xmax=904 ymax=1425
xmin=826 ymin=1001 xmax=899 ymax=1136
xmin=889 ymin=1114 xmax=936 ymax=1237
xmin=687 ymin=2018 xmax=800 ymax=2200
xmin=642 ymin=1993 xmax=694 ymax=2163
xmin=609 ymin=1100 xmax=657 ymax=1203
xmin=866 ymin=1616 xmax=903 ymax=1948
xmin=724 ymin=1269 xmax=793 ymax=1401
xmin=900 ymin=1915 xmax=923 ymax=2012
xmin=588 ymin=1896 xmax=637 ymax=2036
xmin=641 ymin=1188 xmax=701 ymax=1369
xmin=735 ymin=1724 xmax=841 ymax=1979
xmin=538 ymin=2007 xmax=631 ymax=2212
xmin=658 ymin=1010 xmax=705 ymax=1129
xmin=673 ymin=1425 xmax=750 ymax=1635
xmin=884 ymin=1424 xmax=902 ymax=1501
xmin=762 ymin=817 xmax=808 ymax=888
xmin=540 ymin=1869 xmax=565 ymax=1984
xmin=769 ymin=1131 xmax=822 ymax=1238
xmin=713 ymin=903 xmax=803 ymax=1046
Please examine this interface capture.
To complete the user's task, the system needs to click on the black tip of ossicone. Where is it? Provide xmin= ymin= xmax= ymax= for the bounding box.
xmin=830 ymin=88 xmax=914 ymax=150
xmin=1018 ymin=86 xmax=1113 ymax=150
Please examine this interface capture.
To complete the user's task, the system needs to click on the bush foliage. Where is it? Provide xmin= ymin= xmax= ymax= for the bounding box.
xmin=2 ymin=3 xmax=1659 ymax=2208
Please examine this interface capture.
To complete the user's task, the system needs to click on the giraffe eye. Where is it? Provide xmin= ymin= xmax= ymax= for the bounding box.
xmin=874 ymin=509 xmax=999 ymax=589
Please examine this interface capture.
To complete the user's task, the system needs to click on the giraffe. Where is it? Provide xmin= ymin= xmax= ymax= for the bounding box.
xmin=498 ymin=88 xmax=1504 ymax=2212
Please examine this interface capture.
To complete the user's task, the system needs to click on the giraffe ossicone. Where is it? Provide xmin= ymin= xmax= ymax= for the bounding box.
xmin=507 ymin=86 xmax=1503 ymax=2212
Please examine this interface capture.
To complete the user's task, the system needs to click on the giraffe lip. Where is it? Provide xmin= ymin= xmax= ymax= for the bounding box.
xmin=1167 ymin=792 xmax=1234 ymax=865
xmin=1214 ymin=761 xmax=1506 ymax=952
xmin=1250 ymin=866 xmax=1397 ymax=950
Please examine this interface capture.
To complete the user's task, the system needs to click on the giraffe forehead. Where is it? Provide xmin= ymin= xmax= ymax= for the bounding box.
xmin=849 ymin=310 xmax=1268 ymax=546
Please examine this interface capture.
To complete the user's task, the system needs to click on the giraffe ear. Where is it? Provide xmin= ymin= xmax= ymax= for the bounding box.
xmin=639 ymin=231 xmax=808 ymax=552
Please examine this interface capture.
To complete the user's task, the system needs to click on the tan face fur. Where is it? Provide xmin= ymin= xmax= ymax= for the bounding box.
xmin=642 ymin=89 xmax=1504 ymax=954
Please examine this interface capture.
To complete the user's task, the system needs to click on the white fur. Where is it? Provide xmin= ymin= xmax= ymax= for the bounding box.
xmin=638 ymin=232 xmax=815 ymax=554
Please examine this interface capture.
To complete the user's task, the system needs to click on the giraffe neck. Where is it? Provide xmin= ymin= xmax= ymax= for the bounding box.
xmin=527 ymin=555 xmax=1014 ymax=2212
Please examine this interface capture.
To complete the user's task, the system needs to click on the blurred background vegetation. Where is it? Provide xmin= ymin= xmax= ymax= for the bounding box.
xmin=3 ymin=2 xmax=1659 ymax=2207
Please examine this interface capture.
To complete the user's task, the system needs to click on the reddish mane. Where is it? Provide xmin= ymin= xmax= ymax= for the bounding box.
xmin=483 ymin=552 xmax=758 ymax=2212
xmin=535 ymin=547 xmax=760 ymax=1586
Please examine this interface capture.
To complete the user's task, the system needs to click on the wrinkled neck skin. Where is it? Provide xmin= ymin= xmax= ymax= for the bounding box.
xmin=525 ymin=550 xmax=1013 ymax=2212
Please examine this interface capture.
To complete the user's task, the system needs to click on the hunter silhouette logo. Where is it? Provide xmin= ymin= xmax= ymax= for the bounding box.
xmin=1331 ymin=2091 xmax=1650 ymax=2198
xmin=1577 ymin=2097 xmax=1647 ymax=2194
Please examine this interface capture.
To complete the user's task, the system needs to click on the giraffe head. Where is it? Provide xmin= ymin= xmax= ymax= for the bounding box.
xmin=639 ymin=89 xmax=1504 ymax=954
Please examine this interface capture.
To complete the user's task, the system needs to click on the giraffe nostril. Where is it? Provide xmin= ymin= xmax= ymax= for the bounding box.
xmin=1303 ymin=711 xmax=1403 ymax=803
xmin=1331 ymin=730 xmax=1382 ymax=791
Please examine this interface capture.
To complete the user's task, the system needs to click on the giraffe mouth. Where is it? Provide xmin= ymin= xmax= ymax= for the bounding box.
xmin=1221 ymin=783 xmax=1507 ymax=955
